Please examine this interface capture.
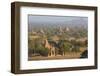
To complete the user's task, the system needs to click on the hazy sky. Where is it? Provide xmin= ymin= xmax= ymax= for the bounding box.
xmin=28 ymin=15 xmax=88 ymax=27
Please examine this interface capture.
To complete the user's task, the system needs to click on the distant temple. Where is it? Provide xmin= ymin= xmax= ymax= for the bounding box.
xmin=59 ymin=26 xmax=70 ymax=33
xmin=65 ymin=27 xmax=70 ymax=32
xmin=40 ymin=29 xmax=45 ymax=34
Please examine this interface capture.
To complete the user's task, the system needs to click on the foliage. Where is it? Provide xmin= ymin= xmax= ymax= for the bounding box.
xmin=58 ymin=40 xmax=72 ymax=53
xmin=80 ymin=50 xmax=88 ymax=58
xmin=28 ymin=38 xmax=46 ymax=56
xmin=36 ymin=45 xmax=49 ymax=56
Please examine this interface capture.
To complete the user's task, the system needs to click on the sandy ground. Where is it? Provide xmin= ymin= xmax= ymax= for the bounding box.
xmin=28 ymin=52 xmax=85 ymax=61
xmin=28 ymin=47 xmax=87 ymax=61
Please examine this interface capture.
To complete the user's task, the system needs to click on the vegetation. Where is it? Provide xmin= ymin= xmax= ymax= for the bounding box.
xmin=28 ymin=25 xmax=88 ymax=58
xmin=58 ymin=40 xmax=72 ymax=54
xmin=35 ymin=45 xmax=49 ymax=56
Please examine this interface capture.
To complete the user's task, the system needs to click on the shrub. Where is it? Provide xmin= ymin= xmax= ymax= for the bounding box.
xmin=80 ymin=50 xmax=88 ymax=58
xmin=36 ymin=46 xmax=49 ymax=56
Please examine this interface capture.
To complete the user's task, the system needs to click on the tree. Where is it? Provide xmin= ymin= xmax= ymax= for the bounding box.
xmin=28 ymin=39 xmax=35 ymax=55
xmin=67 ymin=40 xmax=81 ymax=52
xmin=58 ymin=40 xmax=72 ymax=55
xmin=71 ymin=45 xmax=80 ymax=52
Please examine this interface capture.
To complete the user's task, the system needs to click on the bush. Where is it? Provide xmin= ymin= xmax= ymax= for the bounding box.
xmin=36 ymin=46 xmax=49 ymax=56
xmin=39 ymin=48 xmax=49 ymax=56
xmin=80 ymin=50 xmax=88 ymax=58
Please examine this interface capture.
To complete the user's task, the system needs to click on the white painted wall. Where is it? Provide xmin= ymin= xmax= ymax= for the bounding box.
xmin=0 ymin=0 xmax=99 ymax=76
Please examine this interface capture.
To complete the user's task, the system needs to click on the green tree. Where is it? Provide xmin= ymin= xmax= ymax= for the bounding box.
xmin=36 ymin=45 xmax=49 ymax=56
xmin=58 ymin=40 xmax=72 ymax=55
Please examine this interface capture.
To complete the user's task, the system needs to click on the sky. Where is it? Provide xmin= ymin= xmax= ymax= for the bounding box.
xmin=28 ymin=15 xmax=88 ymax=29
